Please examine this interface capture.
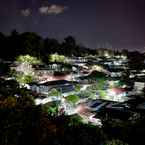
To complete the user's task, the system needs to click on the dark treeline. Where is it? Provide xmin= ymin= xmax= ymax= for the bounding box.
xmin=0 ymin=30 xmax=145 ymax=66
xmin=0 ymin=30 xmax=145 ymax=70
xmin=1 ymin=78 xmax=145 ymax=145
xmin=0 ymin=30 xmax=96 ymax=62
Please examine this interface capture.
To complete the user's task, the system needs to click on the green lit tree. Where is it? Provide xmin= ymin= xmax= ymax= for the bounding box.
xmin=48 ymin=53 xmax=67 ymax=63
xmin=79 ymin=89 xmax=96 ymax=100
xmin=45 ymin=103 xmax=59 ymax=117
xmin=15 ymin=73 xmax=33 ymax=84
xmin=74 ymin=84 xmax=81 ymax=92
xmin=16 ymin=55 xmax=41 ymax=64
xmin=13 ymin=55 xmax=41 ymax=84
xmin=86 ymin=79 xmax=107 ymax=100
xmin=48 ymin=88 xmax=61 ymax=97
xmin=66 ymin=95 xmax=80 ymax=105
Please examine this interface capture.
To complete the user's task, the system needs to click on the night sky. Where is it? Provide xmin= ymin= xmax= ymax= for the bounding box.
xmin=0 ymin=0 xmax=145 ymax=51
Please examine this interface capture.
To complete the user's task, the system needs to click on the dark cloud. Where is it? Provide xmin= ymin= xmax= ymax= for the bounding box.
xmin=21 ymin=8 xmax=31 ymax=16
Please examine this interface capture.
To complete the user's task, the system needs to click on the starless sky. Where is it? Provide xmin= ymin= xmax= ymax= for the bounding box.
xmin=0 ymin=0 xmax=145 ymax=51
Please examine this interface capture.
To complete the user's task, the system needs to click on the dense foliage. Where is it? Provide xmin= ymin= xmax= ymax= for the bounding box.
xmin=0 ymin=31 xmax=96 ymax=62
xmin=0 ymin=78 xmax=145 ymax=145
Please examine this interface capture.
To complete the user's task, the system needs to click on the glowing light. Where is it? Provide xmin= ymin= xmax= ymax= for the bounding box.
xmin=89 ymin=115 xmax=102 ymax=127
xmin=107 ymin=88 xmax=127 ymax=102
xmin=49 ymin=53 xmax=67 ymax=63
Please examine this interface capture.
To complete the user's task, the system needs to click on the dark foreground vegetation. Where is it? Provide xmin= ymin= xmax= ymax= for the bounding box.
xmin=1 ymin=78 xmax=145 ymax=145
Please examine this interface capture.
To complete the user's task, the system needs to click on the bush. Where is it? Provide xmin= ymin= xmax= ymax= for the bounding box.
xmin=105 ymin=139 xmax=128 ymax=145
xmin=66 ymin=95 xmax=80 ymax=104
